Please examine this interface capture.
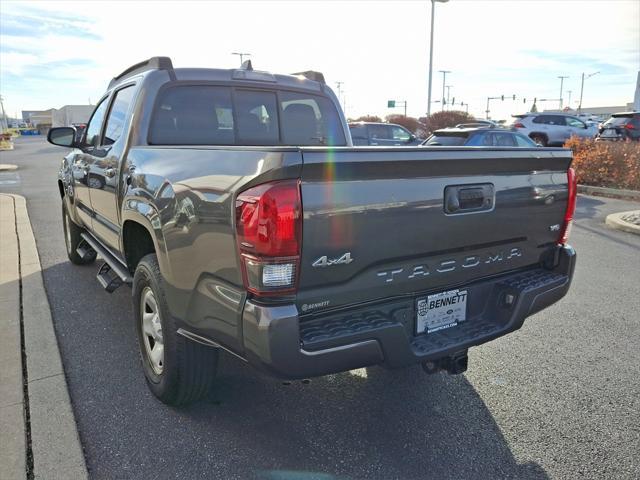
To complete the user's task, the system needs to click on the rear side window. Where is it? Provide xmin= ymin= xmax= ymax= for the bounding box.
xmin=533 ymin=115 xmax=565 ymax=126
xmin=149 ymin=85 xmax=346 ymax=146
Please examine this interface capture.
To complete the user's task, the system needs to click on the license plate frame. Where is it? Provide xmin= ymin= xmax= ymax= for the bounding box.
xmin=416 ymin=289 xmax=468 ymax=334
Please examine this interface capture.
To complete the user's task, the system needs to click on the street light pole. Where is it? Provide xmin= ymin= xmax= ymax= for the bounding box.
xmin=426 ymin=0 xmax=449 ymax=117
xmin=445 ymin=85 xmax=452 ymax=111
xmin=567 ymin=90 xmax=572 ymax=108
xmin=231 ymin=52 xmax=251 ymax=65
xmin=558 ymin=75 xmax=569 ymax=109
xmin=439 ymin=70 xmax=450 ymax=111
xmin=578 ymin=71 xmax=600 ymax=113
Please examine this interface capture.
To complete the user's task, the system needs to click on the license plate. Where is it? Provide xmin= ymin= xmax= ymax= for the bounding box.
xmin=416 ymin=289 xmax=467 ymax=334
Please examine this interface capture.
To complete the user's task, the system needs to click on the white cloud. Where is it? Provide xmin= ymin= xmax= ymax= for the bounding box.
xmin=1 ymin=0 xmax=638 ymax=120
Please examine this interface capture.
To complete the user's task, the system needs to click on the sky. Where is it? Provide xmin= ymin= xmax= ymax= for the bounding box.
xmin=1 ymin=0 xmax=639 ymax=121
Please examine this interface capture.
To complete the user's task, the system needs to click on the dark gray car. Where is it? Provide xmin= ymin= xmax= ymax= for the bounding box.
xmin=47 ymin=57 xmax=576 ymax=406
xmin=349 ymin=121 xmax=422 ymax=146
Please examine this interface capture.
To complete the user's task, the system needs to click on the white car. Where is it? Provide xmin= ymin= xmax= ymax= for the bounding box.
xmin=508 ymin=113 xmax=597 ymax=146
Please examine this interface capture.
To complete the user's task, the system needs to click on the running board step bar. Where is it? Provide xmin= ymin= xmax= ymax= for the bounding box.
xmin=75 ymin=242 xmax=96 ymax=262
xmin=80 ymin=233 xmax=132 ymax=292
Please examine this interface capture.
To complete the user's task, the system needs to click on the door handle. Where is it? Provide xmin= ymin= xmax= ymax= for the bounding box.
xmin=104 ymin=168 xmax=116 ymax=178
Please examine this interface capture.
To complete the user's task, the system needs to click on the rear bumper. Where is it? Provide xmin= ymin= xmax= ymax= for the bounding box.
xmin=241 ymin=245 xmax=576 ymax=379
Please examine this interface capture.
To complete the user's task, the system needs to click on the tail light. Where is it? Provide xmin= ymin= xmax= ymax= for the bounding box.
xmin=513 ymin=122 xmax=525 ymax=129
xmin=558 ymin=167 xmax=577 ymax=245
xmin=235 ymin=180 xmax=302 ymax=296
xmin=624 ymin=123 xmax=635 ymax=130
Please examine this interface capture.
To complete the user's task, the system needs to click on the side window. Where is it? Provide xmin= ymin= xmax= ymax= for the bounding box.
xmin=549 ymin=116 xmax=566 ymax=126
xmin=481 ymin=133 xmax=494 ymax=146
xmin=84 ymin=97 xmax=110 ymax=147
xmin=566 ymin=117 xmax=585 ymax=128
xmin=235 ymin=90 xmax=279 ymax=145
xmin=494 ymin=132 xmax=516 ymax=146
xmin=368 ymin=124 xmax=388 ymax=140
xmin=515 ymin=134 xmax=536 ymax=147
xmin=391 ymin=126 xmax=411 ymax=141
xmin=103 ymin=86 xmax=136 ymax=145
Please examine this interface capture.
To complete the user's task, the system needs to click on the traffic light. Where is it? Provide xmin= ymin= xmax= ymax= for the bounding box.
xmin=501 ymin=95 xmax=504 ymax=101
xmin=452 ymin=97 xmax=455 ymax=105
xmin=512 ymin=94 xmax=516 ymax=100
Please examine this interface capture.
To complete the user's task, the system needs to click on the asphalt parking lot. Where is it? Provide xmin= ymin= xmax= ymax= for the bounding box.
xmin=1 ymin=136 xmax=639 ymax=479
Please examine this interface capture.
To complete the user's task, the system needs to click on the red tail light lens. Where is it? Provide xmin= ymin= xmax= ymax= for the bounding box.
xmin=558 ymin=167 xmax=577 ymax=245
xmin=624 ymin=123 xmax=635 ymax=130
xmin=236 ymin=180 xmax=302 ymax=296
xmin=513 ymin=122 xmax=525 ymax=129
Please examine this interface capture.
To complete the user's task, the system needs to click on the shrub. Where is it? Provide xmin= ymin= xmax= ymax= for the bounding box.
xmin=419 ymin=110 xmax=474 ymax=134
xmin=564 ymin=137 xmax=640 ymax=190
xmin=349 ymin=115 xmax=382 ymax=123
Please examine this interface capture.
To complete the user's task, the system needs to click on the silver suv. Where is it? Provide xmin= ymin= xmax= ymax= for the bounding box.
xmin=509 ymin=113 xmax=597 ymax=146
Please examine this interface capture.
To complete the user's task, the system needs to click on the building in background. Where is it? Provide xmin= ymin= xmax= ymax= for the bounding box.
xmin=22 ymin=105 xmax=94 ymax=133
xmin=544 ymin=102 xmax=635 ymax=119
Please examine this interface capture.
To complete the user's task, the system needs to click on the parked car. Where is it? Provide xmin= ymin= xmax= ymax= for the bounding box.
xmin=508 ymin=113 xmax=597 ymax=146
xmin=455 ymin=120 xmax=498 ymax=129
xmin=597 ymin=112 xmax=640 ymax=141
xmin=46 ymin=57 xmax=576 ymax=406
xmin=349 ymin=122 xmax=422 ymax=146
xmin=422 ymin=127 xmax=539 ymax=147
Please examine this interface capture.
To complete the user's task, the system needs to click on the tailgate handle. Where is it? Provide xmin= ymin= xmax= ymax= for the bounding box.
xmin=444 ymin=184 xmax=494 ymax=214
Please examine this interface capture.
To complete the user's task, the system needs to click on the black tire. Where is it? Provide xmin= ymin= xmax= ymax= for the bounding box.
xmin=530 ymin=134 xmax=548 ymax=147
xmin=132 ymin=253 xmax=219 ymax=406
xmin=62 ymin=202 xmax=96 ymax=265
xmin=86 ymin=174 xmax=105 ymax=190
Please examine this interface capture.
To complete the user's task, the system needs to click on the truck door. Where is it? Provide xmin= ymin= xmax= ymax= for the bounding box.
xmin=88 ymin=84 xmax=137 ymax=250
xmin=72 ymin=96 xmax=110 ymax=229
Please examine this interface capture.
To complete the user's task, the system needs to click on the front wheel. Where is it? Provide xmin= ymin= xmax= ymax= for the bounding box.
xmin=132 ymin=253 xmax=219 ymax=405
xmin=62 ymin=202 xmax=96 ymax=265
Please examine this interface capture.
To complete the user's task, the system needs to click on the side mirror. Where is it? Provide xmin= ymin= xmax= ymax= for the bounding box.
xmin=47 ymin=127 xmax=77 ymax=147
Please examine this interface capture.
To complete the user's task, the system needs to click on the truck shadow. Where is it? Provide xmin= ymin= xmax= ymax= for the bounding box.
xmin=185 ymin=354 xmax=549 ymax=480
xmin=41 ymin=259 xmax=549 ymax=480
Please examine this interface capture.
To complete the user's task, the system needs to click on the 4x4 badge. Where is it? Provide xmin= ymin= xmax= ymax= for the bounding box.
xmin=312 ymin=252 xmax=354 ymax=268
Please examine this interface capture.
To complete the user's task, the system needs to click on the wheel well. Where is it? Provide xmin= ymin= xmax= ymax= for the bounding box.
xmin=58 ymin=180 xmax=65 ymax=199
xmin=122 ymin=221 xmax=156 ymax=273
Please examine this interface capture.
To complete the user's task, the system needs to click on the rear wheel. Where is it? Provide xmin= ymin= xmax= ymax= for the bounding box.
xmin=62 ymin=202 xmax=96 ymax=265
xmin=133 ymin=253 xmax=219 ymax=405
xmin=530 ymin=134 xmax=547 ymax=146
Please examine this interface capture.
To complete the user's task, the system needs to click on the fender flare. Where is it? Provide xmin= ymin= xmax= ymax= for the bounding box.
xmin=120 ymin=196 xmax=171 ymax=277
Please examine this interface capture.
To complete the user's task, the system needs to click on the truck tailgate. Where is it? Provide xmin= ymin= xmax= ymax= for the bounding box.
xmin=296 ymin=147 xmax=572 ymax=314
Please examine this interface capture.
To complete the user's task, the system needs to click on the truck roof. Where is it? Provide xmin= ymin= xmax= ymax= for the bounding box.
xmin=108 ymin=56 xmax=326 ymax=93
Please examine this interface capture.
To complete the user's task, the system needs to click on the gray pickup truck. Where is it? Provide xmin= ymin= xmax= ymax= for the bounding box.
xmin=47 ymin=57 xmax=577 ymax=406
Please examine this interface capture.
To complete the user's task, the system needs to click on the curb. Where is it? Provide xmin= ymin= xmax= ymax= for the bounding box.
xmin=605 ymin=210 xmax=640 ymax=235
xmin=0 ymin=194 xmax=88 ymax=480
xmin=578 ymin=184 xmax=640 ymax=201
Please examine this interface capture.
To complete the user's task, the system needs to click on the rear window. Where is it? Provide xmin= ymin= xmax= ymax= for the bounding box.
xmin=149 ymin=85 xmax=346 ymax=146
xmin=423 ymin=134 xmax=468 ymax=146
xmin=604 ymin=115 xmax=637 ymax=127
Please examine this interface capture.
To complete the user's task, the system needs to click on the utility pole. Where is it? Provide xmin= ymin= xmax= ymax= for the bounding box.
xmin=335 ymin=81 xmax=344 ymax=106
xmin=0 ymin=95 xmax=7 ymax=132
xmin=427 ymin=0 xmax=450 ymax=117
xmin=558 ymin=76 xmax=569 ymax=109
xmin=567 ymin=90 xmax=572 ymax=109
xmin=578 ymin=71 xmax=600 ymax=113
xmin=445 ymin=85 xmax=452 ymax=111
xmin=231 ymin=52 xmax=251 ymax=65
xmin=439 ymin=70 xmax=450 ymax=111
